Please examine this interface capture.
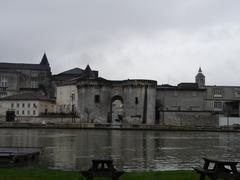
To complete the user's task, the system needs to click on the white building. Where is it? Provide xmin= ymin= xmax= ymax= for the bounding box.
xmin=56 ymin=85 xmax=78 ymax=114
xmin=0 ymin=93 xmax=56 ymax=118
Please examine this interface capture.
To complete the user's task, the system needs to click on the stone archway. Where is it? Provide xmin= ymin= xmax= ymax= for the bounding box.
xmin=110 ymin=96 xmax=124 ymax=124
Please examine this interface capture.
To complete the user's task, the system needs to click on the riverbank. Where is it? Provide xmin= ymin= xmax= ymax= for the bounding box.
xmin=0 ymin=122 xmax=239 ymax=132
xmin=0 ymin=168 xmax=201 ymax=180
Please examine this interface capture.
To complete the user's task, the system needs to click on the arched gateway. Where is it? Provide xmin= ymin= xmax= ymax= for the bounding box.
xmin=109 ymin=96 xmax=124 ymax=124
xmin=58 ymin=67 xmax=157 ymax=124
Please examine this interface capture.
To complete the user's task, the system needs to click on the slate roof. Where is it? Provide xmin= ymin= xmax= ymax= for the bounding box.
xmin=54 ymin=65 xmax=99 ymax=80
xmin=0 ymin=54 xmax=50 ymax=71
xmin=0 ymin=63 xmax=50 ymax=71
xmin=0 ymin=93 xmax=55 ymax=102
xmin=177 ymin=83 xmax=199 ymax=89
xmin=40 ymin=53 xmax=50 ymax=66
xmin=58 ymin=68 xmax=84 ymax=75
xmin=157 ymin=83 xmax=205 ymax=91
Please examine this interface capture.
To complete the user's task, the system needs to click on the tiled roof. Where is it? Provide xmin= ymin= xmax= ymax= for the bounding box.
xmin=0 ymin=93 xmax=55 ymax=102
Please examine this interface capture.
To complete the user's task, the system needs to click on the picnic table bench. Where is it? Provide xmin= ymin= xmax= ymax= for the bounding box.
xmin=81 ymin=156 xmax=124 ymax=180
xmin=193 ymin=157 xmax=240 ymax=180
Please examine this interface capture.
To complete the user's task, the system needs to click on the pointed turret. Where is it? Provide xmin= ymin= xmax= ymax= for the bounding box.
xmin=198 ymin=67 xmax=202 ymax=73
xmin=195 ymin=67 xmax=205 ymax=87
xmin=83 ymin=64 xmax=96 ymax=78
xmin=40 ymin=53 xmax=49 ymax=66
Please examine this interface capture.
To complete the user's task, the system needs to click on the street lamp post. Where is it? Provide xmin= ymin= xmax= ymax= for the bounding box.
xmin=71 ymin=93 xmax=75 ymax=123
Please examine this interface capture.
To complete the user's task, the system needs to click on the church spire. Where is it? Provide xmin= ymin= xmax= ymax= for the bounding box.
xmin=40 ymin=53 xmax=49 ymax=66
xmin=198 ymin=67 xmax=202 ymax=73
xmin=195 ymin=67 xmax=205 ymax=87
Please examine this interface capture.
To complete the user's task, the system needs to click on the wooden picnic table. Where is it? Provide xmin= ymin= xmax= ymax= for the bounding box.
xmin=193 ymin=157 xmax=240 ymax=180
xmin=81 ymin=156 xmax=124 ymax=180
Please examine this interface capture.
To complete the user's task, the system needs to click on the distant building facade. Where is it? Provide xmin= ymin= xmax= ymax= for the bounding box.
xmin=0 ymin=92 xmax=56 ymax=118
xmin=57 ymin=65 xmax=157 ymax=124
xmin=52 ymin=66 xmax=98 ymax=98
xmin=1 ymin=53 xmax=240 ymax=127
xmin=205 ymin=86 xmax=240 ymax=117
xmin=157 ymin=83 xmax=206 ymax=112
xmin=0 ymin=54 xmax=52 ymax=98
xmin=155 ymin=82 xmax=218 ymax=127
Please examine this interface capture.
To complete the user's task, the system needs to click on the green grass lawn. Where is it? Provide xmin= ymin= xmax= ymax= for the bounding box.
xmin=0 ymin=168 xmax=207 ymax=180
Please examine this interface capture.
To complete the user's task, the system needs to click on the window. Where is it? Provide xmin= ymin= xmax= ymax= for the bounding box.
xmin=28 ymin=103 xmax=30 ymax=108
xmin=31 ymin=80 xmax=38 ymax=88
xmin=33 ymin=110 xmax=36 ymax=115
xmin=234 ymin=89 xmax=240 ymax=98
xmin=0 ymin=75 xmax=8 ymax=87
xmin=27 ymin=110 xmax=30 ymax=115
xmin=39 ymin=72 xmax=45 ymax=81
xmin=31 ymin=71 xmax=38 ymax=78
xmin=33 ymin=103 xmax=37 ymax=108
xmin=11 ymin=103 xmax=14 ymax=109
xmin=213 ymin=88 xmax=224 ymax=98
xmin=214 ymin=101 xmax=223 ymax=110
xmin=22 ymin=103 xmax=25 ymax=108
xmin=135 ymin=97 xmax=138 ymax=105
xmin=16 ymin=110 xmax=19 ymax=115
xmin=94 ymin=95 xmax=100 ymax=103
xmin=31 ymin=72 xmax=38 ymax=88
xmin=22 ymin=110 xmax=25 ymax=115
xmin=17 ymin=103 xmax=19 ymax=108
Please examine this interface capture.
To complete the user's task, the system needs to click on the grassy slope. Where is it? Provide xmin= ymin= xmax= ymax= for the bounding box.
xmin=0 ymin=168 xmax=207 ymax=180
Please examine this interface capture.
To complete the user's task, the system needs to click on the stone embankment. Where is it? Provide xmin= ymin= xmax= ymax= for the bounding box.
xmin=0 ymin=122 xmax=239 ymax=132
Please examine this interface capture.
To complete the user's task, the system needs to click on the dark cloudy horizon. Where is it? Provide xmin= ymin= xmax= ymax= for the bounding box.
xmin=1 ymin=0 xmax=240 ymax=86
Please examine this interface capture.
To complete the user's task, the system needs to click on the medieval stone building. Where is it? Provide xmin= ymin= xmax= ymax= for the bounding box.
xmin=1 ymin=53 xmax=240 ymax=127
xmin=57 ymin=65 xmax=157 ymax=124
xmin=0 ymin=54 xmax=52 ymax=98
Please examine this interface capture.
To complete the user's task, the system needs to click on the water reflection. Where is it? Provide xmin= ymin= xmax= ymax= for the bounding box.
xmin=0 ymin=129 xmax=239 ymax=171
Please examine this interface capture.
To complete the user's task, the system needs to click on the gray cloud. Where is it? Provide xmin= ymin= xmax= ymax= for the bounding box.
xmin=1 ymin=0 xmax=240 ymax=85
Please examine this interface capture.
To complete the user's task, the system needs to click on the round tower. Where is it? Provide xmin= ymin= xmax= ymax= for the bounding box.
xmin=195 ymin=67 xmax=205 ymax=87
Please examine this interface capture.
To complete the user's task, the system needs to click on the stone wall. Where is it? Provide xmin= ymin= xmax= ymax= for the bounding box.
xmin=0 ymin=64 xmax=51 ymax=97
xmin=157 ymin=89 xmax=206 ymax=111
xmin=0 ymin=115 xmax=78 ymax=124
xmin=56 ymin=85 xmax=78 ymax=113
xmin=0 ymin=71 xmax=19 ymax=97
xmin=75 ymin=79 xmax=157 ymax=124
xmin=159 ymin=111 xmax=218 ymax=128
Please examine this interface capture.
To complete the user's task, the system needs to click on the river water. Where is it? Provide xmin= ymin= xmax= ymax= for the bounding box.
xmin=0 ymin=128 xmax=240 ymax=171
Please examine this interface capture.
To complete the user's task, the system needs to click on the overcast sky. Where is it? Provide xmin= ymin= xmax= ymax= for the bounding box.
xmin=1 ymin=0 xmax=240 ymax=86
